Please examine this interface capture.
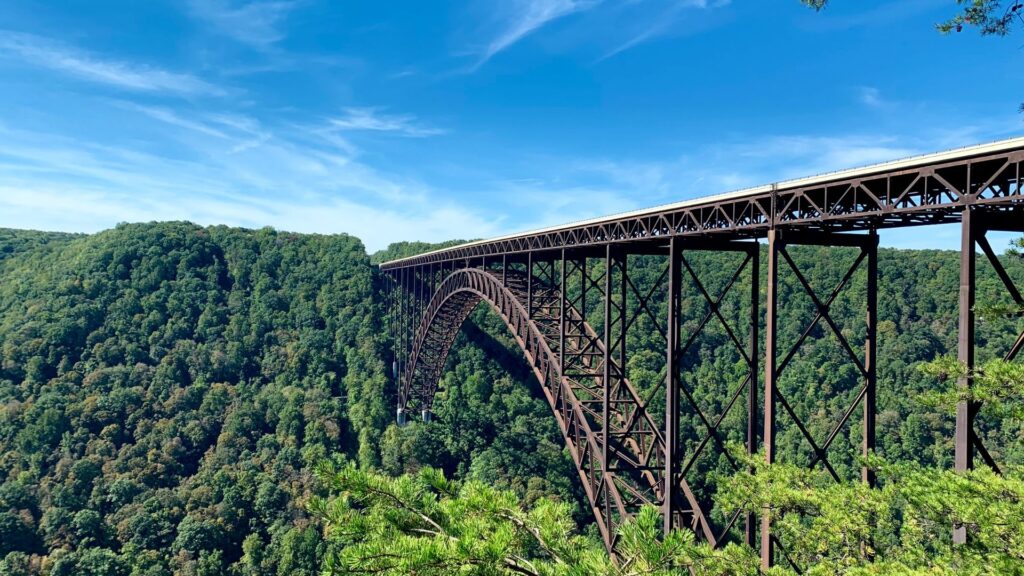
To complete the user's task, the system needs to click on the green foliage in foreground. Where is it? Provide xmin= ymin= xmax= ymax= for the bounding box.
xmin=311 ymin=462 xmax=757 ymax=576
xmin=920 ymin=355 xmax=1024 ymax=420
xmin=314 ymin=348 xmax=1024 ymax=575
xmin=313 ymin=459 xmax=1024 ymax=576
xmin=721 ymin=457 xmax=1024 ymax=575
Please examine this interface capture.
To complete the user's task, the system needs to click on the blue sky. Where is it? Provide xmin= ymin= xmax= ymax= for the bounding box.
xmin=0 ymin=0 xmax=1021 ymax=252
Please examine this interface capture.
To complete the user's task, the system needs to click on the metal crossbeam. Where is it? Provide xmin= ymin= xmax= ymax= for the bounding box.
xmin=665 ymin=240 xmax=760 ymax=548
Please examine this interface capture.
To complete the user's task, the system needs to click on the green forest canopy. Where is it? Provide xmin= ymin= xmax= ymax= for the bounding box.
xmin=0 ymin=223 xmax=1022 ymax=574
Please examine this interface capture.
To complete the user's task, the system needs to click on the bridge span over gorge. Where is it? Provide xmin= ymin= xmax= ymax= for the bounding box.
xmin=379 ymin=136 xmax=1024 ymax=568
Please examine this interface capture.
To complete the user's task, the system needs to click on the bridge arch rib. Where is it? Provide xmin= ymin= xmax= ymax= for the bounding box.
xmin=396 ymin=266 xmax=714 ymax=549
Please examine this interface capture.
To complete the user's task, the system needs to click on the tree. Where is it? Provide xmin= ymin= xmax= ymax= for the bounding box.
xmin=0 ymin=512 xmax=39 ymax=556
xmin=802 ymin=0 xmax=1024 ymax=36
xmin=312 ymin=457 xmax=1024 ymax=575
xmin=310 ymin=462 xmax=758 ymax=576
xmin=717 ymin=454 xmax=1024 ymax=574
xmin=0 ymin=223 xmax=377 ymax=573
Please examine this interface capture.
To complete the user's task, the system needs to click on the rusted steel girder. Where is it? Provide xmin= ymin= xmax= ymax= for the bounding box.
xmin=380 ymin=141 xmax=1024 ymax=271
xmin=664 ymin=238 xmax=760 ymax=545
xmin=954 ymin=208 xmax=1024 ymax=543
xmin=396 ymin=265 xmax=641 ymax=546
xmin=761 ymin=229 xmax=878 ymax=571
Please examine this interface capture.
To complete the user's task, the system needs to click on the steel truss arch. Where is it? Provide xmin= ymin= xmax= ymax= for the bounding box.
xmin=397 ymin=266 xmax=719 ymax=548
xmin=398 ymin=267 xmax=627 ymax=546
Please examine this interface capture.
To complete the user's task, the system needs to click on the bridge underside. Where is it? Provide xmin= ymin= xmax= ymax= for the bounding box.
xmin=382 ymin=141 xmax=1024 ymax=568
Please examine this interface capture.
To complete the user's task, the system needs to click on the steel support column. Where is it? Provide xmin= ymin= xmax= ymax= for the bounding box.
xmin=954 ymin=207 xmax=1024 ymax=542
xmin=560 ymin=251 xmax=566 ymax=381
xmin=527 ymin=252 xmax=533 ymax=318
xmin=864 ymin=235 xmax=878 ymax=487
xmin=603 ymin=247 xmax=612 ymax=473
xmin=762 ymin=229 xmax=778 ymax=571
xmin=746 ymin=244 xmax=760 ymax=547
xmin=664 ymin=237 xmax=681 ymax=536
xmin=660 ymin=238 xmax=760 ymax=545
xmin=761 ymin=229 xmax=878 ymax=570
xmin=955 ymin=207 xmax=979 ymax=544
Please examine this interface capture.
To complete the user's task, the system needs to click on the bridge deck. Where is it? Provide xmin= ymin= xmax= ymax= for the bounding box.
xmin=381 ymin=136 xmax=1024 ymax=269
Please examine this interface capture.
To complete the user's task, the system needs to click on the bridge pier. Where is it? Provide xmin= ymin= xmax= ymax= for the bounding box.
xmin=761 ymin=228 xmax=878 ymax=571
xmin=664 ymin=237 xmax=761 ymax=546
xmin=954 ymin=207 xmax=1024 ymax=542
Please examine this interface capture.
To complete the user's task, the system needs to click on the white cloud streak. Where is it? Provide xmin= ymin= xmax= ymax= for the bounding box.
xmin=597 ymin=0 xmax=731 ymax=61
xmin=0 ymin=31 xmax=222 ymax=96
xmin=476 ymin=0 xmax=599 ymax=67
xmin=466 ymin=0 xmax=731 ymax=69
xmin=482 ymin=127 xmax=1015 ymax=250
xmin=0 ymin=113 xmax=491 ymax=251
xmin=186 ymin=0 xmax=298 ymax=47
xmin=858 ymin=86 xmax=884 ymax=108
xmin=328 ymin=108 xmax=446 ymax=137
xmin=117 ymin=102 xmax=272 ymax=153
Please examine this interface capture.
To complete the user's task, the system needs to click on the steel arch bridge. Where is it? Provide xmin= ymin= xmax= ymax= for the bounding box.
xmin=380 ymin=137 xmax=1024 ymax=568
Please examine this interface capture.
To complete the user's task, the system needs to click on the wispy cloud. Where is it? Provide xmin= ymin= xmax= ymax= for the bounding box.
xmin=118 ymin=102 xmax=272 ymax=153
xmin=466 ymin=0 xmax=731 ymax=69
xmin=719 ymin=134 xmax=920 ymax=180
xmin=123 ymin=103 xmax=230 ymax=139
xmin=497 ymin=126 xmax=1014 ymax=230
xmin=596 ymin=0 xmax=731 ymax=62
xmin=476 ymin=0 xmax=600 ymax=67
xmin=491 ymin=180 xmax=637 ymax=231
xmin=328 ymin=107 xmax=446 ymax=137
xmin=857 ymin=86 xmax=884 ymax=108
xmin=0 ymin=112 xmax=487 ymax=251
xmin=0 ymin=31 xmax=221 ymax=95
xmin=186 ymin=0 xmax=298 ymax=47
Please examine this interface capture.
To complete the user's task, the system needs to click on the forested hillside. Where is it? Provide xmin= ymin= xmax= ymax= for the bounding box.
xmin=0 ymin=223 xmax=1021 ymax=575
xmin=0 ymin=223 xmax=382 ymax=575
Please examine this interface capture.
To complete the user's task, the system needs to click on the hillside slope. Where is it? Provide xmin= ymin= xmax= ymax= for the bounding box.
xmin=0 ymin=223 xmax=382 ymax=575
xmin=0 ymin=224 xmax=1022 ymax=575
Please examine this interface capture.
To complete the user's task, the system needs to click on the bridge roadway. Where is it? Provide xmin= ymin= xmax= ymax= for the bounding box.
xmin=379 ymin=136 xmax=1024 ymax=568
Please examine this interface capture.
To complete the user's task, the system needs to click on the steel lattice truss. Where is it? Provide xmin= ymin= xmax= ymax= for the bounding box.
xmin=381 ymin=138 xmax=1024 ymax=564
xmin=381 ymin=142 xmax=1024 ymax=269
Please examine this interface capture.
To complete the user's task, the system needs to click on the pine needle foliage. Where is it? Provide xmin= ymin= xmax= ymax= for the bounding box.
xmin=918 ymin=356 xmax=1024 ymax=420
xmin=310 ymin=462 xmax=759 ymax=576
xmin=717 ymin=454 xmax=1024 ymax=575
xmin=802 ymin=1 xmax=1024 ymax=36
xmin=312 ymin=457 xmax=1024 ymax=575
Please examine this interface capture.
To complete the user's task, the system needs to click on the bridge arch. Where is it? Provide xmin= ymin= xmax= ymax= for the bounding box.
xmin=398 ymin=267 xmax=628 ymax=545
xmin=395 ymin=266 xmax=713 ymax=549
